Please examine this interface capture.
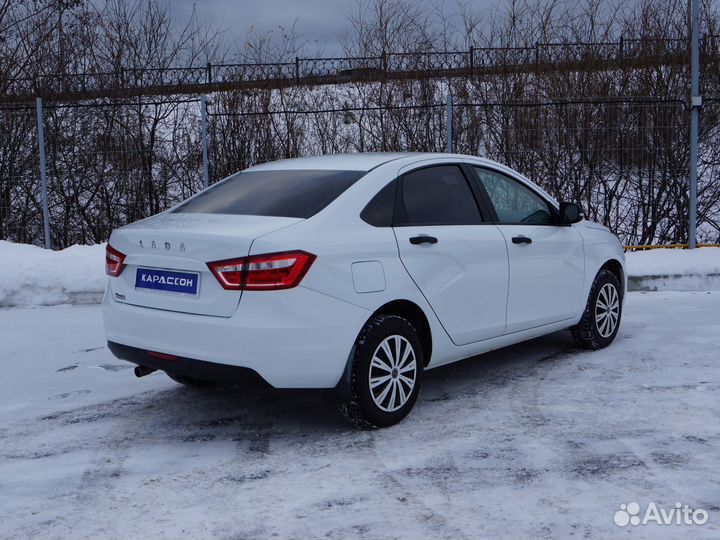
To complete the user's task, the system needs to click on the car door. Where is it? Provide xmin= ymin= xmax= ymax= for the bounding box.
xmin=469 ymin=166 xmax=585 ymax=333
xmin=393 ymin=163 xmax=509 ymax=346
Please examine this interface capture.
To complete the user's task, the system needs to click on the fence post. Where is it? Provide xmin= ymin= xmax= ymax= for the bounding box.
xmin=295 ymin=57 xmax=300 ymax=84
xmin=200 ymin=95 xmax=210 ymax=190
xmin=469 ymin=46 xmax=474 ymax=72
xmin=446 ymin=94 xmax=453 ymax=153
xmin=206 ymin=62 xmax=212 ymax=86
xmin=688 ymin=0 xmax=700 ymax=249
xmin=35 ymin=97 xmax=51 ymax=249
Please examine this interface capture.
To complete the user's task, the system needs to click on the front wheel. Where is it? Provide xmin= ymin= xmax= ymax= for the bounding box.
xmin=340 ymin=314 xmax=424 ymax=429
xmin=571 ymin=269 xmax=623 ymax=349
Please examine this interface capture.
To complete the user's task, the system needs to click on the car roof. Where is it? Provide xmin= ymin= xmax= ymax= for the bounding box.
xmin=245 ymin=152 xmax=533 ymax=172
xmin=246 ymin=152 xmax=415 ymax=172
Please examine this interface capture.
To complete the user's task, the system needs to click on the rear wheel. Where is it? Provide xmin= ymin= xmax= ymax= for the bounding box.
xmin=340 ymin=314 xmax=424 ymax=429
xmin=571 ymin=269 xmax=622 ymax=349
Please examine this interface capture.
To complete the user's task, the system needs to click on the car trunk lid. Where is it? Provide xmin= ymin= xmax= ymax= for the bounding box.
xmin=107 ymin=213 xmax=302 ymax=317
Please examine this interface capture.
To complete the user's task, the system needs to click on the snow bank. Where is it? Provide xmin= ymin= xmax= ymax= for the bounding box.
xmin=625 ymin=246 xmax=720 ymax=277
xmin=0 ymin=241 xmax=106 ymax=307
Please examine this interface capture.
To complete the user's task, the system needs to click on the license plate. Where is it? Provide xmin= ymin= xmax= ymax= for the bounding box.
xmin=135 ymin=268 xmax=200 ymax=296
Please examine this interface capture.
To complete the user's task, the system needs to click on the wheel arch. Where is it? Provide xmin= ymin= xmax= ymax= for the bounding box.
xmin=371 ymin=299 xmax=433 ymax=366
xmin=599 ymin=258 xmax=625 ymax=296
xmin=325 ymin=298 xmax=433 ymax=405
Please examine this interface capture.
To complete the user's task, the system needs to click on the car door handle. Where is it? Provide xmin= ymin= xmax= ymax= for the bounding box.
xmin=409 ymin=235 xmax=438 ymax=245
xmin=511 ymin=236 xmax=532 ymax=245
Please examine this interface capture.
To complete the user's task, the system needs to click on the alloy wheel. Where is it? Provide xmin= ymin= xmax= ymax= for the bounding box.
xmin=368 ymin=335 xmax=417 ymax=413
xmin=595 ymin=283 xmax=620 ymax=338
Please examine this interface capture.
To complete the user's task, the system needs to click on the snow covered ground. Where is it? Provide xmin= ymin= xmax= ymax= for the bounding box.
xmin=1 ymin=291 xmax=719 ymax=539
xmin=2 ymin=240 xmax=720 ymax=307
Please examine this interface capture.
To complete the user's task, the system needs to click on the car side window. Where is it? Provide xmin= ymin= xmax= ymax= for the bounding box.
xmin=361 ymin=180 xmax=396 ymax=227
xmin=395 ymin=165 xmax=482 ymax=226
xmin=473 ymin=167 xmax=553 ymax=225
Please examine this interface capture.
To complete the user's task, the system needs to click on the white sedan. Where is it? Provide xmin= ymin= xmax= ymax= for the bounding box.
xmin=103 ymin=153 xmax=625 ymax=427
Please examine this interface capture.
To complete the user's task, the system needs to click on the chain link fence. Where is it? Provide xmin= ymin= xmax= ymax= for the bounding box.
xmin=0 ymin=103 xmax=41 ymax=244
xmin=0 ymin=98 xmax=205 ymax=247
xmin=204 ymin=94 xmax=719 ymax=246
xmin=454 ymin=100 xmax=695 ymax=244
xmin=2 ymin=90 xmax=719 ymax=248
xmin=42 ymin=99 xmax=204 ymax=246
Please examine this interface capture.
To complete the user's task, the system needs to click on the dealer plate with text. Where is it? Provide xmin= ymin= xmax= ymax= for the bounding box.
xmin=135 ymin=267 xmax=200 ymax=296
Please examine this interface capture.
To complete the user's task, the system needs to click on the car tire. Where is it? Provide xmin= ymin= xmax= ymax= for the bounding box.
xmin=571 ymin=269 xmax=623 ymax=350
xmin=167 ymin=373 xmax=219 ymax=388
xmin=339 ymin=314 xmax=424 ymax=429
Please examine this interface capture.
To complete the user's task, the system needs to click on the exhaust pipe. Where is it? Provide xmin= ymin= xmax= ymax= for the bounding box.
xmin=134 ymin=365 xmax=156 ymax=378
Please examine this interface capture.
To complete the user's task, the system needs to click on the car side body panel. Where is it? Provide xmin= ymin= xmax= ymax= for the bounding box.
xmin=575 ymin=222 xmax=627 ymax=301
xmin=498 ymin=223 xmax=585 ymax=333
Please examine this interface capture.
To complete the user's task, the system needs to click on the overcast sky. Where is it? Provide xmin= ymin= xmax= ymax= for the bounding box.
xmin=170 ymin=0 xmax=498 ymax=55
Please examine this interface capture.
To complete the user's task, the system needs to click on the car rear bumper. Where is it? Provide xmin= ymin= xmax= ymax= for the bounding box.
xmin=102 ymin=284 xmax=371 ymax=388
xmin=107 ymin=341 xmax=271 ymax=386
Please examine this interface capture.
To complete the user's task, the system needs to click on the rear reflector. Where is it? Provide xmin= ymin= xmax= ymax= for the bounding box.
xmin=207 ymin=251 xmax=315 ymax=291
xmin=106 ymin=244 xmax=126 ymax=277
xmin=146 ymin=351 xmax=178 ymax=360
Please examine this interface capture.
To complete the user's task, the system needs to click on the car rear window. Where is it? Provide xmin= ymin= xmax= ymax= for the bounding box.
xmin=172 ymin=169 xmax=366 ymax=218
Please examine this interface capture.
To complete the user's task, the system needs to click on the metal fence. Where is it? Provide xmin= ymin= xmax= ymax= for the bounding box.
xmin=56 ymin=100 xmax=199 ymax=245
xmin=4 ymin=35 xmax=718 ymax=100
xmin=457 ymin=100 xmax=695 ymax=244
xmin=0 ymin=98 xmax=205 ymax=248
xmin=0 ymin=103 xmax=41 ymax=244
xmin=2 ymin=87 xmax=719 ymax=248
xmin=204 ymin=96 xmax=719 ymax=245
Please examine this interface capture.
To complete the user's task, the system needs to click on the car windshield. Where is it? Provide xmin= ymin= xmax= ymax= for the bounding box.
xmin=172 ymin=169 xmax=366 ymax=218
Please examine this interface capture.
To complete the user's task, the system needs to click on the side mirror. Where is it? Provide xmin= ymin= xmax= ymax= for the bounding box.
xmin=559 ymin=202 xmax=584 ymax=224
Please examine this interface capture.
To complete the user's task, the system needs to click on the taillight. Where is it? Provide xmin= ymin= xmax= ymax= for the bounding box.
xmin=244 ymin=251 xmax=316 ymax=290
xmin=207 ymin=251 xmax=315 ymax=291
xmin=207 ymin=258 xmax=244 ymax=289
xmin=106 ymin=244 xmax=126 ymax=277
